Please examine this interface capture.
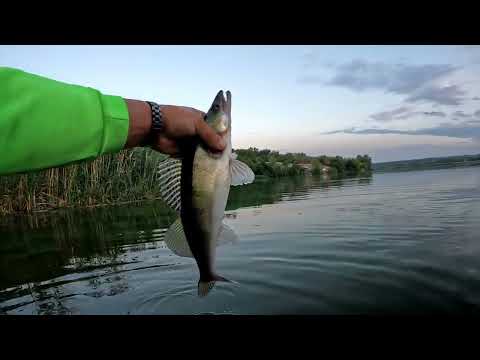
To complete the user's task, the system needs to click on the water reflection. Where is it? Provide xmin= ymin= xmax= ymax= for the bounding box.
xmin=227 ymin=175 xmax=372 ymax=210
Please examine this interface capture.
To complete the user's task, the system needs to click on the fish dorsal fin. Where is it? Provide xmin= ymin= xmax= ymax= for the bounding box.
xmin=230 ymin=158 xmax=255 ymax=186
xmin=163 ymin=219 xmax=239 ymax=258
xmin=157 ymin=157 xmax=182 ymax=214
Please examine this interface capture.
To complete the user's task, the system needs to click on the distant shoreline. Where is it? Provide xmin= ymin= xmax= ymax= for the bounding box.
xmin=373 ymin=154 xmax=480 ymax=173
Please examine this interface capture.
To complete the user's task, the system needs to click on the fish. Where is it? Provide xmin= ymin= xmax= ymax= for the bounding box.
xmin=157 ymin=90 xmax=255 ymax=297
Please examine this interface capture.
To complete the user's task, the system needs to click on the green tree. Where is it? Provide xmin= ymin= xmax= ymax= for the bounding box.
xmin=311 ymin=159 xmax=322 ymax=175
xmin=345 ymin=159 xmax=361 ymax=175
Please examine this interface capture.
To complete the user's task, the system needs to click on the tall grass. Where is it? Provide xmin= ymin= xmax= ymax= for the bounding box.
xmin=0 ymin=148 xmax=167 ymax=215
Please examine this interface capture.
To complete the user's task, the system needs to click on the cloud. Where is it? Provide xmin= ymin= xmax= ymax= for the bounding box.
xmin=322 ymin=124 xmax=480 ymax=140
xmin=370 ymin=106 xmax=412 ymax=122
xmin=423 ymin=111 xmax=446 ymax=117
xmin=369 ymin=107 xmax=479 ymax=125
xmin=370 ymin=107 xmax=447 ymax=122
xmin=450 ymin=110 xmax=480 ymax=120
xmin=328 ymin=60 xmax=457 ymax=94
xmin=326 ymin=60 xmax=457 ymax=94
xmin=463 ymin=119 xmax=480 ymax=125
xmin=453 ymin=110 xmax=470 ymax=118
xmin=302 ymin=59 xmax=466 ymax=106
xmin=405 ymin=85 xmax=466 ymax=106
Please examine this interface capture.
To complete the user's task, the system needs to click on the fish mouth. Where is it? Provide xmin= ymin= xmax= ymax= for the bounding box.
xmin=212 ymin=90 xmax=226 ymax=112
xmin=211 ymin=90 xmax=231 ymax=115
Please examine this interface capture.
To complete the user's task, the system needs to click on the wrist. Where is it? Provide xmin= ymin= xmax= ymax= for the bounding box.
xmin=124 ymin=99 xmax=152 ymax=148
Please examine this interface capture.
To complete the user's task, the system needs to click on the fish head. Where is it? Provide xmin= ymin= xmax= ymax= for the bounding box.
xmin=204 ymin=90 xmax=232 ymax=134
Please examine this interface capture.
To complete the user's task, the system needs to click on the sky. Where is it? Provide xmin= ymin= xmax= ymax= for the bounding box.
xmin=2 ymin=45 xmax=480 ymax=162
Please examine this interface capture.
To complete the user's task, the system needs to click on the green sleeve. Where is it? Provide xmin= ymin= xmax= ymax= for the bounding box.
xmin=0 ymin=67 xmax=130 ymax=175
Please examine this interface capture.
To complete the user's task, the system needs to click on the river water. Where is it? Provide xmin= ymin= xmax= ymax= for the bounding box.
xmin=1 ymin=167 xmax=479 ymax=314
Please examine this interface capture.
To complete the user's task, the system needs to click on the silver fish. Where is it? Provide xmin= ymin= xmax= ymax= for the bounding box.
xmin=157 ymin=90 xmax=255 ymax=296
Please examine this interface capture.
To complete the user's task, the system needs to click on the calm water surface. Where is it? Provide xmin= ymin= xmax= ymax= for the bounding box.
xmin=1 ymin=167 xmax=480 ymax=314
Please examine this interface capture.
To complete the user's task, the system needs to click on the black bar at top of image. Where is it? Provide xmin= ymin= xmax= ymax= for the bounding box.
xmin=2 ymin=5 xmax=480 ymax=45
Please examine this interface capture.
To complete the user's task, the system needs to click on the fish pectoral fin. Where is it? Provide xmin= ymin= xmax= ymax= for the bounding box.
xmin=157 ymin=157 xmax=182 ymax=214
xmin=163 ymin=218 xmax=194 ymax=258
xmin=229 ymin=159 xmax=255 ymax=186
xmin=218 ymin=222 xmax=240 ymax=246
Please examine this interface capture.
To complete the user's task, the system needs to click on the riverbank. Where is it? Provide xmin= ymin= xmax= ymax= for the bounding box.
xmin=0 ymin=147 xmax=372 ymax=215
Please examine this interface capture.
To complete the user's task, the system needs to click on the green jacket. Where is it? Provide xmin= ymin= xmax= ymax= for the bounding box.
xmin=0 ymin=67 xmax=130 ymax=175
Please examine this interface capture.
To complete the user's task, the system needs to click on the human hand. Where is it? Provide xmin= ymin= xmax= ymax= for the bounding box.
xmin=124 ymin=99 xmax=226 ymax=155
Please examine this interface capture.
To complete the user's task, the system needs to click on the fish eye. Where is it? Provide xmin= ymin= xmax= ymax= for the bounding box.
xmin=213 ymin=104 xmax=220 ymax=111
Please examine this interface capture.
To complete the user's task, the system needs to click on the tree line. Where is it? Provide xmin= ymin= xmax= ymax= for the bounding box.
xmin=235 ymin=148 xmax=372 ymax=178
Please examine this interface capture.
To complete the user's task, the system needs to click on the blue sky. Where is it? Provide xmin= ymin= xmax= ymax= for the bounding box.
xmin=2 ymin=45 xmax=480 ymax=162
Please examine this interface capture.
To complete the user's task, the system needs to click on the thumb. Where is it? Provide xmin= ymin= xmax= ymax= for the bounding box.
xmin=195 ymin=118 xmax=226 ymax=152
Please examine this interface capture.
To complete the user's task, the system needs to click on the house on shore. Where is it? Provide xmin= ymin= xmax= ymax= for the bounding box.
xmin=297 ymin=162 xmax=312 ymax=172
xmin=297 ymin=162 xmax=331 ymax=174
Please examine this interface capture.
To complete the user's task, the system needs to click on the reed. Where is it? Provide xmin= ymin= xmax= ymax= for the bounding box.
xmin=0 ymin=148 xmax=167 ymax=215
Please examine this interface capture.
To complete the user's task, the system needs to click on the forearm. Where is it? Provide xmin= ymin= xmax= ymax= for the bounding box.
xmin=0 ymin=67 xmax=223 ymax=176
xmin=0 ymin=67 xmax=131 ymax=175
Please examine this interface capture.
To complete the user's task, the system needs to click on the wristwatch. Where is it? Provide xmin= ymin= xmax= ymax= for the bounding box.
xmin=146 ymin=101 xmax=164 ymax=145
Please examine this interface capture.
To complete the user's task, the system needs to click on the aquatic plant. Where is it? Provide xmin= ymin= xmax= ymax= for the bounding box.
xmin=0 ymin=148 xmax=167 ymax=215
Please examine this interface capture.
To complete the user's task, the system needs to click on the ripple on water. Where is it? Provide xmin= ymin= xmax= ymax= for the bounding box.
xmin=131 ymin=281 xmax=240 ymax=315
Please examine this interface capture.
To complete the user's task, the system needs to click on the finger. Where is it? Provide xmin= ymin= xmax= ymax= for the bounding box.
xmin=152 ymin=136 xmax=180 ymax=155
xmin=195 ymin=118 xmax=226 ymax=152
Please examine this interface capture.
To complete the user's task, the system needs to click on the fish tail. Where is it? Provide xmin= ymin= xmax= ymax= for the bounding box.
xmin=198 ymin=274 xmax=230 ymax=297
